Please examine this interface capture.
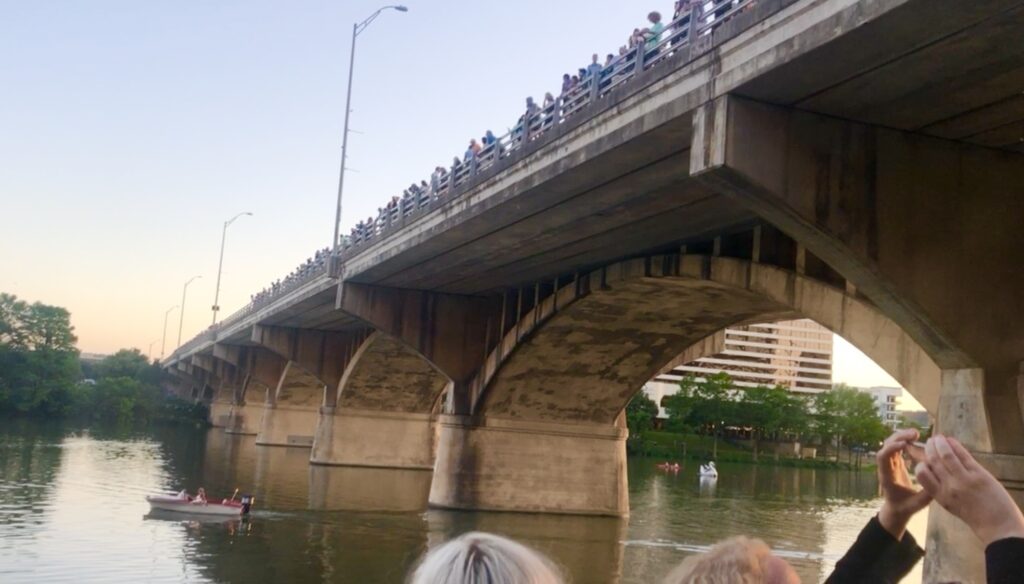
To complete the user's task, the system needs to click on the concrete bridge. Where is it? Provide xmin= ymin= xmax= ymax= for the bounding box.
xmin=165 ymin=0 xmax=1024 ymax=579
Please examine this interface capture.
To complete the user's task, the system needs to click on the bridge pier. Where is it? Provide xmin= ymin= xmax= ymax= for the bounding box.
xmin=428 ymin=415 xmax=628 ymax=517
xmin=253 ymin=360 xmax=324 ymax=447
xmin=311 ymin=408 xmax=436 ymax=469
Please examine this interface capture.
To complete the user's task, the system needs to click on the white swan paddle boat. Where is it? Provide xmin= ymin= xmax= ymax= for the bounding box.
xmin=145 ymin=490 xmax=254 ymax=517
xmin=698 ymin=461 xmax=718 ymax=479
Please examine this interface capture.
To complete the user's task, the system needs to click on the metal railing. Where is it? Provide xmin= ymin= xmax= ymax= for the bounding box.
xmin=175 ymin=0 xmax=760 ymax=356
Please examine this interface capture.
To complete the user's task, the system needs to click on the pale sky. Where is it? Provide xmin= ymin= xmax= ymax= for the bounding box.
xmin=0 ymin=1 xmax=921 ymax=408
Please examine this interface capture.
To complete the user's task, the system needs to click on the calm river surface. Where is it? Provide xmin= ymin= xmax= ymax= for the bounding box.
xmin=0 ymin=423 xmax=926 ymax=583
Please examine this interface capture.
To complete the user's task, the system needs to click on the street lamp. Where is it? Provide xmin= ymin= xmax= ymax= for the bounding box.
xmin=331 ymin=4 xmax=409 ymax=255
xmin=211 ymin=211 xmax=253 ymax=326
xmin=161 ymin=305 xmax=178 ymax=360
xmin=176 ymin=275 xmax=202 ymax=350
xmin=147 ymin=338 xmax=160 ymax=361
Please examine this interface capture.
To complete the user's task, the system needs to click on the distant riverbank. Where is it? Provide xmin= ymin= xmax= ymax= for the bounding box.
xmin=630 ymin=430 xmax=875 ymax=470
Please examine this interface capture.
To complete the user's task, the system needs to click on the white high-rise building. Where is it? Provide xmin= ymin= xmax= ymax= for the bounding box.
xmin=860 ymin=386 xmax=902 ymax=427
xmin=643 ymin=319 xmax=833 ymax=417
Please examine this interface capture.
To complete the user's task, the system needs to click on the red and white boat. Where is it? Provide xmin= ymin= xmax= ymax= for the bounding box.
xmin=145 ymin=491 xmax=254 ymax=517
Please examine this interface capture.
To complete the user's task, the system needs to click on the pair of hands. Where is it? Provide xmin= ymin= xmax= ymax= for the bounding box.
xmin=876 ymin=429 xmax=1024 ymax=546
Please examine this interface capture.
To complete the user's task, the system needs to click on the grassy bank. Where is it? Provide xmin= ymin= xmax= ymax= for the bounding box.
xmin=629 ymin=430 xmax=874 ymax=470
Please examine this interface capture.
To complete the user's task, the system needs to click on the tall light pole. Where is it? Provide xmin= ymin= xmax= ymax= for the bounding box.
xmin=161 ymin=305 xmax=178 ymax=360
xmin=211 ymin=211 xmax=253 ymax=326
xmin=331 ymin=4 xmax=409 ymax=255
xmin=148 ymin=339 xmax=160 ymax=360
xmin=177 ymin=275 xmax=202 ymax=350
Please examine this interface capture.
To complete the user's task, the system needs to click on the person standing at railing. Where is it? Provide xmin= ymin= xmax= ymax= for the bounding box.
xmin=561 ymin=73 xmax=572 ymax=95
xmin=604 ymin=53 xmax=615 ymax=68
xmin=642 ymin=11 xmax=664 ymax=54
xmin=586 ymin=53 xmax=603 ymax=78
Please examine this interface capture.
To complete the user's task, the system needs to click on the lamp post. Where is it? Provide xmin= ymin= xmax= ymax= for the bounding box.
xmin=211 ymin=211 xmax=253 ymax=326
xmin=160 ymin=305 xmax=178 ymax=360
xmin=147 ymin=339 xmax=159 ymax=360
xmin=176 ymin=275 xmax=202 ymax=350
xmin=331 ymin=4 xmax=409 ymax=255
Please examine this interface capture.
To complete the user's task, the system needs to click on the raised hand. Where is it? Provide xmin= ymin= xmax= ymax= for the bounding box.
xmin=876 ymin=428 xmax=932 ymax=539
xmin=915 ymin=435 xmax=1024 ymax=546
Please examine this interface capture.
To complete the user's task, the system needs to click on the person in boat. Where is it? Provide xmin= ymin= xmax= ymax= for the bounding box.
xmin=193 ymin=487 xmax=207 ymax=504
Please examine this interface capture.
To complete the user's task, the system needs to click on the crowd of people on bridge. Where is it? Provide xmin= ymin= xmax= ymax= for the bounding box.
xmin=248 ymin=247 xmax=331 ymax=306
xmin=404 ymin=431 xmax=1024 ymax=583
xmin=342 ymin=2 xmax=761 ymax=252
xmin=243 ymin=2 xmax=763 ymax=315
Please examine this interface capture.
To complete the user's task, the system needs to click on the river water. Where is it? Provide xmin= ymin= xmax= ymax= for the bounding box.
xmin=0 ymin=423 xmax=926 ymax=583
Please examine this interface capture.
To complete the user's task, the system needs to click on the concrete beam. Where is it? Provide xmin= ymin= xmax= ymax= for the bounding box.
xmin=251 ymin=325 xmax=367 ymax=392
xmin=692 ymin=94 xmax=1024 ymax=451
xmin=338 ymin=283 xmax=497 ymax=411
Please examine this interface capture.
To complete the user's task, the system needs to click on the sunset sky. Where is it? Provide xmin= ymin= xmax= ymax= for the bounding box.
xmin=0 ymin=1 xmax=918 ymax=404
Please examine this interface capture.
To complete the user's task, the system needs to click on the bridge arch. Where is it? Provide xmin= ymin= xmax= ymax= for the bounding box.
xmin=312 ymin=331 xmax=450 ymax=469
xmin=472 ymin=255 xmax=948 ymax=420
xmin=431 ymin=254 xmax=957 ymax=517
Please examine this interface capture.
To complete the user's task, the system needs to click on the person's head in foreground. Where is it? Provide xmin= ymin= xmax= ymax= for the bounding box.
xmin=662 ymin=536 xmax=799 ymax=584
xmin=409 ymin=531 xmax=564 ymax=584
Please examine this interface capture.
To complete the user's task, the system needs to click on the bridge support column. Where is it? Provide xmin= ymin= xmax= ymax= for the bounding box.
xmin=256 ymin=404 xmax=319 ymax=447
xmin=311 ymin=408 xmax=435 ymax=469
xmin=428 ymin=415 xmax=628 ymax=517
xmin=924 ymin=369 xmax=993 ymax=584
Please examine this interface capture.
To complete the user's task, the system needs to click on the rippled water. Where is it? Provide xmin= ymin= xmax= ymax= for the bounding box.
xmin=0 ymin=422 xmax=925 ymax=583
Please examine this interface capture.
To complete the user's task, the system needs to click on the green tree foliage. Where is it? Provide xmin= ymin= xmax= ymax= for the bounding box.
xmin=0 ymin=293 xmax=204 ymax=424
xmin=0 ymin=294 xmax=80 ymax=416
xmin=0 ymin=293 xmax=77 ymax=351
xmin=625 ymin=392 xmax=659 ymax=438
xmin=662 ymin=374 xmax=891 ymax=463
xmin=675 ymin=372 xmax=736 ymax=458
xmin=813 ymin=384 xmax=890 ymax=461
xmin=738 ymin=385 xmax=809 ymax=460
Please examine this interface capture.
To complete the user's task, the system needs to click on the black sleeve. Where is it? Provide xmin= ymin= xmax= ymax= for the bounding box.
xmin=985 ymin=537 xmax=1024 ymax=584
xmin=825 ymin=516 xmax=924 ymax=584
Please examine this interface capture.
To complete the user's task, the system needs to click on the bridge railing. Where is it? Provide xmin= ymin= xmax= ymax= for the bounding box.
xmin=171 ymin=0 xmax=764 ymax=361
xmin=335 ymin=1 xmax=754 ymax=256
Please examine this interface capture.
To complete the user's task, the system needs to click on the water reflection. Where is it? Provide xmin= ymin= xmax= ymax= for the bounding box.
xmin=309 ymin=465 xmax=432 ymax=512
xmin=0 ymin=425 xmax=927 ymax=583
xmin=425 ymin=510 xmax=628 ymax=584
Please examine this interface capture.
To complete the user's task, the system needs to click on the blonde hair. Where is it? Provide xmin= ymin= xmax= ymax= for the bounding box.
xmin=409 ymin=532 xmax=564 ymax=584
xmin=663 ymin=537 xmax=773 ymax=584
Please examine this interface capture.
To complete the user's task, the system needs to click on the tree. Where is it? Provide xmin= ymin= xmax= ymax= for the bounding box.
xmin=814 ymin=384 xmax=890 ymax=462
xmin=0 ymin=293 xmax=77 ymax=351
xmin=737 ymin=385 xmax=807 ymax=461
xmin=679 ymin=372 xmax=736 ymax=459
xmin=625 ymin=392 xmax=659 ymax=438
xmin=0 ymin=294 xmax=80 ymax=417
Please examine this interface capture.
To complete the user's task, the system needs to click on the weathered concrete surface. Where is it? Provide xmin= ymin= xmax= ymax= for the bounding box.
xmin=255 ymin=361 xmax=324 ymax=447
xmin=309 ymin=462 xmax=433 ymax=512
xmin=311 ymin=409 xmax=435 ymax=469
xmin=429 ymin=415 xmax=629 ymax=517
xmin=476 ymin=257 xmax=941 ymax=421
xmin=925 ymin=369 xmax=992 ymax=584
xmin=225 ymin=401 xmax=263 ymax=436
xmin=692 ymin=95 xmax=1024 ymax=451
xmin=251 ymin=325 xmax=367 ymax=392
xmin=335 ymin=333 xmax=449 ymax=412
xmin=209 ymin=400 xmax=233 ymax=428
